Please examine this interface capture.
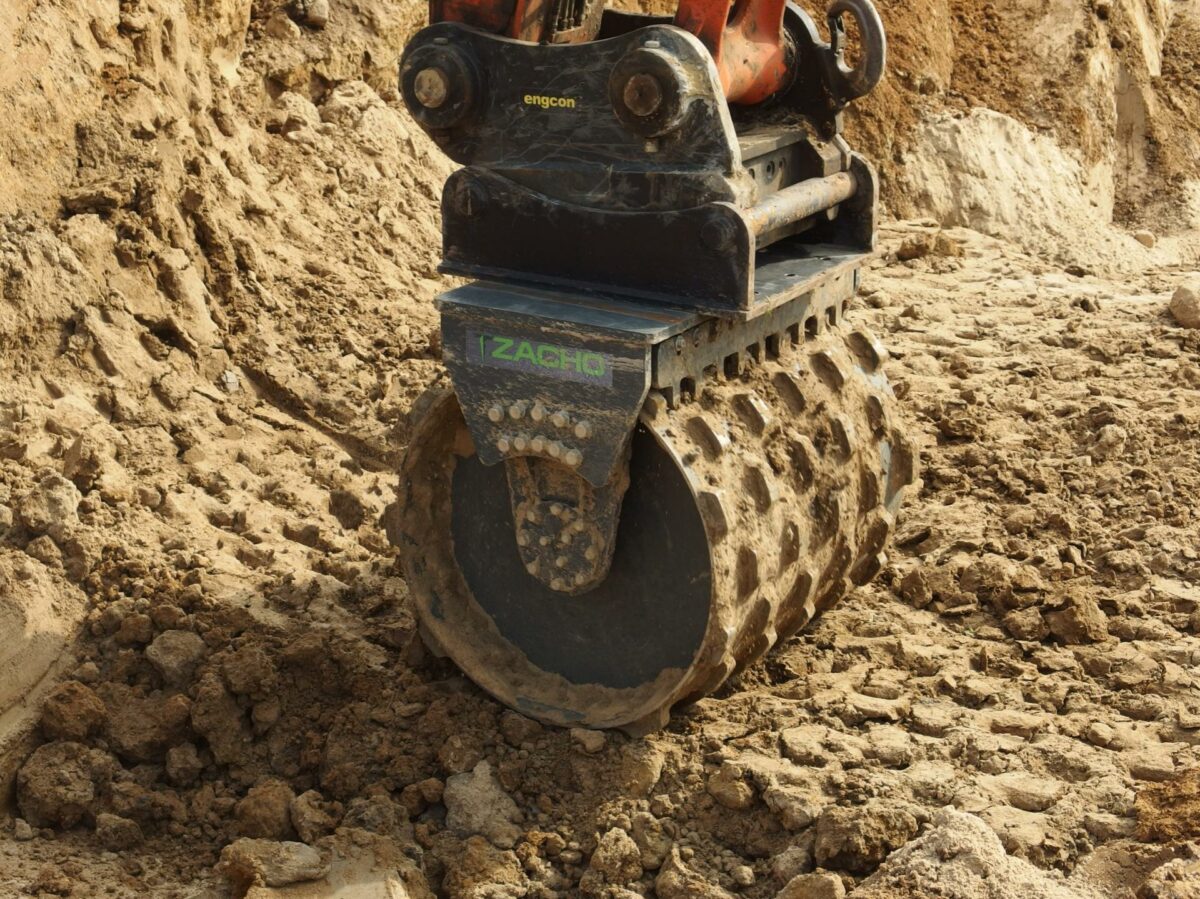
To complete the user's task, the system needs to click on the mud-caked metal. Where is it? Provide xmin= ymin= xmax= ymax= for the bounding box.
xmin=387 ymin=0 xmax=916 ymax=731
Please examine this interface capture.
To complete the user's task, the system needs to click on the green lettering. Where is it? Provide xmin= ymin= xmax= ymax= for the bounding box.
xmin=514 ymin=341 xmax=537 ymax=364
xmin=490 ymin=336 xmax=514 ymax=361
xmin=582 ymin=354 xmax=605 ymax=377
xmin=537 ymin=345 xmax=560 ymax=368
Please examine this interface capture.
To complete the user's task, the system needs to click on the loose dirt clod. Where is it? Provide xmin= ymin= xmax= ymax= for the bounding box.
xmin=1170 ymin=281 xmax=1200 ymax=328
xmin=217 ymin=838 xmax=330 ymax=892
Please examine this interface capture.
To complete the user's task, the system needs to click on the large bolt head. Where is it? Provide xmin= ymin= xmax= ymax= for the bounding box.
xmin=400 ymin=40 xmax=480 ymax=130
xmin=622 ymin=73 xmax=663 ymax=117
xmin=413 ymin=67 xmax=450 ymax=109
xmin=609 ymin=44 xmax=689 ymax=138
xmin=701 ymin=216 xmax=738 ymax=253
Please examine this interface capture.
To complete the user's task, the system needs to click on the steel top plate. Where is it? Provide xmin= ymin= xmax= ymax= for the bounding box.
xmin=437 ymin=280 xmax=704 ymax=344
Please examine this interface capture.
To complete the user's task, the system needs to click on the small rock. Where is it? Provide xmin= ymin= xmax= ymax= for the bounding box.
xmin=863 ymin=726 xmax=915 ymax=767
xmin=570 ymin=727 xmax=606 ymax=754
xmin=74 ymin=661 xmax=101 ymax=683
xmin=13 ymin=818 xmax=34 ymax=841
xmin=769 ymin=845 xmax=813 ymax=883
xmin=499 ymin=710 xmax=542 ymax=747
xmin=1002 ymin=608 xmax=1049 ymax=642
xmin=1092 ymin=424 xmax=1128 ymax=461
xmin=619 ymin=742 xmax=665 ymax=796
xmin=236 ymin=780 xmax=297 ymax=840
xmin=25 ymin=534 xmax=63 ymax=568
xmin=146 ymin=630 xmax=208 ymax=685
xmin=165 ymin=742 xmax=204 ymax=787
xmin=631 ymin=812 xmax=672 ymax=870
xmin=982 ymin=806 xmax=1052 ymax=859
xmin=910 ymin=703 xmax=958 ymax=738
xmin=114 ymin=612 xmax=154 ymax=645
xmin=223 ymin=645 xmax=277 ymax=697
xmin=1044 ymin=593 xmax=1108 ymax=644
xmin=290 ymin=0 xmax=329 ymax=28
xmin=216 ymin=839 xmax=329 ymax=890
xmin=779 ymin=871 xmax=846 ymax=899
xmin=342 ymin=794 xmax=401 ymax=834
xmin=444 ymin=761 xmax=523 ymax=849
xmin=780 ymin=725 xmax=831 ymax=767
xmin=896 ymin=233 xmax=934 ymax=261
xmin=1085 ymin=721 xmax=1115 ymax=748
xmin=105 ymin=690 xmax=192 ymax=763
xmin=934 ymin=233 xmax=964 ymax=257
xmin=731 ymin=864 xmax=755 ymax=887
xmin=95 ymin=812 xmax=143 ymax=851
xmin=252 ymin=697 xmax=281 ymax=734
xmin=136 ymin=485 xmax=163 ymax=509
xmin=267 ymin=93 xmax=318 ymax=138
xmin=814 ymin=803 xmax=919 ymax=874
xmin=707 ymin=761 xmax=755 ymax=810
xmin=840 ymin=692 xmax=910 ymax=725
xmin=400 ymin=777 xmax=445 ymax=817
xmin=1170 ymin=281 xmax=1200 ymax=329
xmin=290 ymin=790 xmax=340 ymax=844
xmin=15 ymin=472 xmax=81 ymax=535
xmin=265 ymin=9 xmax=301 ymax=39
xmin=282 ymin=521 xmax=322 ymax=547
xmin=439 ymin=733 xmax=485 ymax=774
xmin=763 ymin=785 xmax=824 ymax=831
xmin=656 ymin=847 xmax=735 ymax=899
xmin=17 ymin=741 xmax=119 ymax=828
xmin=580 ymin=828 xmax=643 ymax=894
xmin=1083 ymin=812 xmax=1135 ymax=840
xmin=444 ymin=837 xmax=528 ymax=899
xmin=987 ymin=710 xmax=1044 ymax=739
xmin=40 ymin=681 xmax=106 ymax=741
xmin=191 ymin=671 xmax=252 ymax=766
xmin=1134 ymin=229 xmax=1156 ymax=248
xmin=149 ymin=604 xmax=186 ymax=630
xmin=109 ymin=780 xmax=186 ymax=825
xmin=984 ymin=772 xmax=1063 ymax=812
xmin=29 ymin=864 xmax=72 ymax=896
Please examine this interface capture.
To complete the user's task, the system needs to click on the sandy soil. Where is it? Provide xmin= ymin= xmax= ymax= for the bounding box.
xmin=1 ymin=0 xmax=1199 ymax=897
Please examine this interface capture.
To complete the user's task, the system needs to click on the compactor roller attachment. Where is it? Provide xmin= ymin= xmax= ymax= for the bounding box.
xmin=390 ymin=322 xmax=915 ymax=732
xmin=389 ymin=0 xmax=910 ymax=730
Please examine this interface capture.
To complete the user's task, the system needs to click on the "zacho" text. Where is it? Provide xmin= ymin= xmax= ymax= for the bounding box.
xmin=481 ymin=335 xmax=606 ymax=378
